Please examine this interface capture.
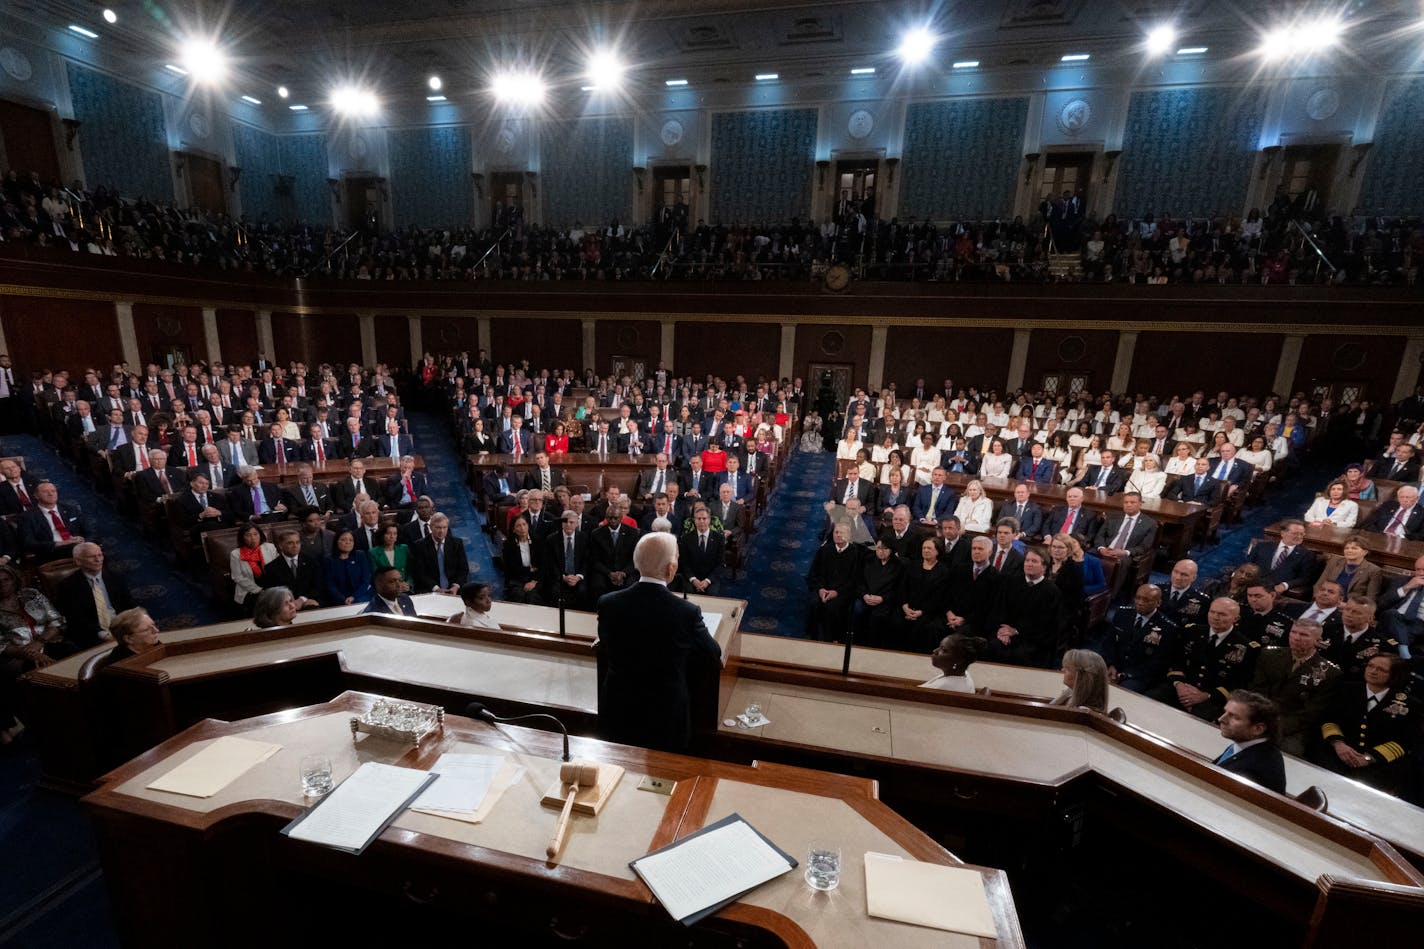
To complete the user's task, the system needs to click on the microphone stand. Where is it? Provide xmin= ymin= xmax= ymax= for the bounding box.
xmin=465 ymin=702 xmax=571 ymax=761
xmin=557 ymin=582 xmax=567 ymax=638
xmin=841 ymin=626 xmax=855 ymax=676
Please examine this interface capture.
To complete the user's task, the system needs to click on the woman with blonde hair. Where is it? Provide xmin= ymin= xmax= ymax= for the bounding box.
xmin=1050 ymin=649 xmax=1109 ymax=712
xmin=953 ymin=479 xmax=994 ymax=532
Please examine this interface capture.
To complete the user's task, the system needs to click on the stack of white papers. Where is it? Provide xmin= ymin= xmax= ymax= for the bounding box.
xmin=146 ymin=736 xmax=281 ymax=798
xmin=863 ymin=852 xmax=996 ymax=937
xmin=409 ymin=753 xmax=505 ymax=817
xmin=282 ymin=763 xmax=435 ymax=854
xmin=631 ymin=814 xmax=795 ymax=924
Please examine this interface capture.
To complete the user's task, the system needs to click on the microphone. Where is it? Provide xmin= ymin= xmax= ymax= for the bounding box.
xmin=464 ymin=701 xmax=571 ymax=761
xmin=841 ymin=626 xmax=855 ymax=676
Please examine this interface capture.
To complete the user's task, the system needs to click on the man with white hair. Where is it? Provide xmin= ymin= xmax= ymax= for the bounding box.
xmin=595 ymin=532 xmax=722 ymax=752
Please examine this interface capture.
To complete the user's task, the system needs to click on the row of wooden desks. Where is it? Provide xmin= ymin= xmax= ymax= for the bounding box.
xmin=940 ymin=472 xmax=1211 ymax=561
xmin=249 ymin=454 xmax=425 ymax=486
xmin=466 ymin=451 xmax=660 ymax=498
xmin=1265 ymin=520 xmax=1424 ymax=572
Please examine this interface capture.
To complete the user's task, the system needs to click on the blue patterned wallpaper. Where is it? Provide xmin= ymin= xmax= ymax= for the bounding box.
xmin=64 ymin=62 xmax=172 ymax=201
xmin=900 ymin=97 xmax=1029 ymax=221
xmin=709 ymin=109 xmax=817 ymax=225
xmin=231 ymin=122 xmax=283 ymax=221
xmin=279 ymin=134 xmax=330 ymax=224
xmin=1358 ymin=78 xmax=1424 ymax=214
xmin=387 ymin=126 xmax=474 ymax=228
xmin=1115 ymin=87 xmax=1266 ymax=218
xmin=540 ymin=117 xmax=633 ymax=227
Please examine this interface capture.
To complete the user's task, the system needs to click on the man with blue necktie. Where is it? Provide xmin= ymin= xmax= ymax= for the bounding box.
xmin=409 ymin=514 xmax=469 ymax=595
xmin=1212 ymin=690 xmax=1286 ymax=793
xmin=1166 ymin=457 xmax=1223 ymax=504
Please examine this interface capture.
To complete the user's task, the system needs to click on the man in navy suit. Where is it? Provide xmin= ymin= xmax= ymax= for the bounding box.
xmin=1166 ymin=457 xmax=1223 ymax=504
xmin=384 ymin=456 xmax=429 ymax=509
xmin=378 ymin=420 xmax=415 ymax=461
xmin=256 ymin=422 xmax=299 ymax=465
xmin=1212 ymin=690 xmax=1287 ymax=793
xmin=1363 ymin=484 xmax=1424 ymax=542
xmin=715 ymin=455 xmax=753 ymax=503
xmin=996 ymin=483 xmax=1043 ymax=540
xmin=653 ymin=422 xmax=683 ymax=466
xmin=1073 ymin=449 xmax=1128 ymax=494
xmin=300 ymin=423 xmax=338 ymax=465
xmin=19 ymin=482 xmax=87 ymax=561
xmin=1016 ymin=442 xmax=1056 ymax=484
xmin=408 ymin=515 xmax=470 ymax=595
xmin=913 ymin=467 xmax=957 ymax=525
xmin=1206 ymin=443 xmax=1253 ymax=496
xmin=1245 ymin=520 xmax=1317 ymax=595
xmin=596 ymin=532 xmax=722 ymax=752
xmin=498 ymin=416 xmax=532 ymax=457
xmin=362 ymin=565 xmax=419 ymax=616
xmin=1042 ymin=487 xmax=1102 ymax=543
xmin=678 ymin=422 xmax=708 ymax=466
xmin=229 ymin=466 xmax=288 ymax=521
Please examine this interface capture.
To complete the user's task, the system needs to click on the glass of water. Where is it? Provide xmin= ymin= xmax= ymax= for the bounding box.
xmin=804 ymin=844 xmax=841 ymax=891
xmin=300 ymin=754 xmax=334 ymax=797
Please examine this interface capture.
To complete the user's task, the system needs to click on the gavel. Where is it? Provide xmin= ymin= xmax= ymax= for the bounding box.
xmin=546 ymin=761 xmax=599 ymax=862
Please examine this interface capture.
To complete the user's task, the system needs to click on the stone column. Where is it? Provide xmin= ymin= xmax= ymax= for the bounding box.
xmin=255 ymin=309 xmax=275 ymax=363
xmin=778 ymin=324 xmax=796 ymax=381
xmin=407 ymin=315 xmax=423 ymax=369
xmin=358 ymin=312 xmax=377 ymax=368
xmin=867 ymin=326 xmax=888 ymax=392
xmin=1390 ymin=335 xmax=1424 ymax=404
xmin=1273 ymin=334 xmax=1305 ymax=397
xmin=660 ymin=319 xmax=675 ymax=371
xmin=1006 ymin=329 xmax=1031 ymax=392
xmin=1111 ymin=331 xmax=1138 ymax=393
xmin=201 ymin=307 xmax=222 ymax=364
xmin=477 ymin=316 xmax=492 ymax=356
xmin=582 ymin=319 xmax=597 ymax=373
xmin=115 ymin=301 xmax=140 ymax=368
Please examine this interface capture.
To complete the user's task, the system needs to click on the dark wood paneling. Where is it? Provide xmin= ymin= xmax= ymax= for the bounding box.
xmin=795 ymin=323 xmax=873 ymax=390
xmin=0 ymin=294 xmax=118 ymax=377
xmin=1292 ymin=334 xmax=1404 ymax=401
xmin=675 ymin=322 xmax=779 ymax=383
xmin=132 ymin=304 xmax=206 ymax=366
xmin=1023 ymin=328 xmax=1118 ymax=394
xmin=271 ymin=312 xmax=304 ymax=367
xmin=594 ymin=319 xmax=661 ymax=377
xmin=421 ymin=316 xmax=475 ymax=357
xmin=885 ymin=326 xmax=1015 ymax=394
xmin=0 ymin=99 xmax=60 ymax=184
xmin=1130 ymin=332 xmax=1284 ymax=398
xmin=489 ymin=316 xmax=580 ymax=371
xmin=303 ymin=313 xmax=361 ymax=369
xmin=374 ymin=315 xmax=410 ymax=369
xmin=215 ymin=309 xmax=258 ymax=366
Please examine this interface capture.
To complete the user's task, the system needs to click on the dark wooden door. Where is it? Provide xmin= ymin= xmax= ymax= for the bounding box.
xmin=344 ymin=176 xmax=383 ymax=230
xmin=489 ymin=172 xmax=523 ymax=227
xmin=186 ymin=153 xmax=226 ymax=214
xmin=0 ymin=99 xmax=60 ymax=183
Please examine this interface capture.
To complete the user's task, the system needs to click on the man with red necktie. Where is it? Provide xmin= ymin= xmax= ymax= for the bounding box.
xmin=20 ymin=481 xmax=85 ymax=562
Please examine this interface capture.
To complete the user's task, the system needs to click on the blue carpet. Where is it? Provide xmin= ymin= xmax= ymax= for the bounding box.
xmin=0 ymin=434 xmax=218 ymax=629
xmin=407 ymin=412 xmax=495 ymax=581
xmin=721 ymin=448 xmax=836 ymax=636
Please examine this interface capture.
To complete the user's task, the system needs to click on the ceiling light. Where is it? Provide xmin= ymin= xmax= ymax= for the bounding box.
xmin=179 ymin=38 xmax=228 ymax=84
xmin=428 ymin=75 xmax=442 ymax=91
xmin=331 ymin=85 xmax=379 ymax=117
xmin=755 ymin=73 xmax=779 ymax=81
xmin=1299 ymin=17 xmax=1345 ymax=52
xmin=897 ymin=26 xmax=936 ymax=65
xmin=1060 ymin=53 xmax=1090 ymax=62
xmin=952 ymin=60 xmax=979 ymax=69
xmin=67 ymin=25 xmax=99 ymax=39
xmin=490 ymin=70 xmax=546 ymax=107
xmin=277 ymin=86 xmax=289 ymax=99
xmin=164 ymin=64 xmax=189 ymax=76
xmin=586 ymin=50 xmax=627 ymax=92
xmin=102 ymin=9 xmax=117 ymax=24
xmin=580 ymin=85 xmax=596 ymax=92
xmin=288 ymin=104 xmax=308 ymax=111
xmin=426 ymin=95 xmax=446 ymax=102
xmin=241 ymin=95 xmax=262 ymax=105
xmin=850 ymin=66 xmax=876 ymax=75
xmin=664 ymin=78 xmax=688 ymax=87
xmin=1145 ymin=25 xmax=1176 ymax=55
xmin=1259 ymin=17 xmax=1346 ymax=59
xmin=1176 ymin=47 xmax=1208 ymax=56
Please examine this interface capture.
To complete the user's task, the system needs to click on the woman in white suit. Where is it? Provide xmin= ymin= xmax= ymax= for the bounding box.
xmin=1126 ymin=455 xmax=1167 ymax=500
xmin=954 ymin=480 xmax=994 ymax=533
xmin=1303 ymin=479 xmax=1359 ymax=528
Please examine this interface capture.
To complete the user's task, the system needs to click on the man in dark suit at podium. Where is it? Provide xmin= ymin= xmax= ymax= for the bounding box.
xmin=596 ymin=532 xmax=722 ymax=752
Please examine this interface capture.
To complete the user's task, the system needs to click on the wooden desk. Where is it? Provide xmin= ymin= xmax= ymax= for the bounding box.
xmin=1265 ymin=520 xmax=1424 ymax=572
xmin=84 ymin=692 xmax=1024 ymax=949
xmin=940 ymin=473 xmax=1210 ymax=561
xmin=467 ymin=451 xmax=660 ymax=498
xmin=252 ymin=454 xmax=425 ymax=487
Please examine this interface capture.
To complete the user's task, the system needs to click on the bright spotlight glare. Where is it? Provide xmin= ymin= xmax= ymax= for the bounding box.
xmin=586 ymin=50 xmax=626 ymax=91
xmin=277 ymin=85 xmax=289 ymax=99
xmin=331 ymin=86 xmax=379 ymax=117
xmin=180 ymin=38 xmax=228 ymax=84
xmin=898 ymin=26 xmax=936 ymax=64
xmin=1146 ymin=25 xmax=1176 ymax=55
xmin=1259 ymin=18 xmax=1345 ymax=59
xmin=1300 ymin=17 xmax=1345 ymax=52
xmin=491 ymin=70 xmax=546 ymax=107
xmin=428 ymin=75 xmax=442 ymax=91
xmin=103 ymin=9 xmax=117 ymax=24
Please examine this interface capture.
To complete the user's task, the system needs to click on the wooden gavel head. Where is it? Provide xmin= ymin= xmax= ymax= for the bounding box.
xmin=560 ymin=762 xmax=599 ymax=789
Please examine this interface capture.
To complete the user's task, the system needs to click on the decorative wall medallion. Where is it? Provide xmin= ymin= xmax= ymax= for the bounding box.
xmin=1056 ymin=98 xmax=1091 ymax=135
xmin=438 ymin=324 xmax=462 ymax=345
xmin=156 ymin=314 xmax=183 ymax=338
xmin=348 ymin=134 xmax=369 ymax=160
xmin=660 ymin=119 xmax=685 ymax=147
xmin=1306 ymin=87 xmax=1340 ymax=122
xmin=495 ymin=127 xmax=516 ymax=153
xmin=820 ymin=331 xmax=845 ymax=356
xmin=847 ymin=109 xmax=874 ymax=140
xmin=616 ymin=325 xmax=640 ymax=350
xmin=0 ymin=47 xmax=33 ymax=82
xmin=1333 ymin=342 xmax=1366 ymax=372
xmin=1057 ymin=335 xmax=1087 ymax=363
xmin=187 ymin=111 xmax=210 ymax=139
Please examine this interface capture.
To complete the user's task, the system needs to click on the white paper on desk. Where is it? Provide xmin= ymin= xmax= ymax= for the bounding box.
xmin=701 ymin=611 xmax=724 ymax=640
xmin=284 ymin=762 xmax=433 ymax=852
xmin=864 ymin=852 xmax=997 ymax=937
xmin=146 ymin=736 xmax=281 ymax=798
xmin=410 ymin=753 xmax=505 ymax=814
xmin=634 ymin=818 xmax=793 ymax=923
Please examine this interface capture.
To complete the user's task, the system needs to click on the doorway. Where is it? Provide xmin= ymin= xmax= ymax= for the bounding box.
xmin=653 ymin=165 xmax=691 ymax=235
xmin=1039 ymin=153 xmax=1093 ymax=210
xmin=185 ymin=152 xmax=226 ymax=214
xmin=834 ymin=159 xmax=878 ymax=217
xmin=0 ymin=99 xmax=60 ymax=184
xmin=610 ymin=355 xmax=648 ymax=384
xmin=343 ymin=176 xmax=384 ymax=231
xmin=489 ymin=172 xmax=524 ymax=229
xmin=1279 ymin=145 xmax=1341 ymax=216
xmin=807 ymin=362 xmax=854 ymax=416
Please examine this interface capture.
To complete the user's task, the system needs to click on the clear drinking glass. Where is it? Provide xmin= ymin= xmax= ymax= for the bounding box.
xmin=804 ymin=844 xmax=841 ymax=891
xmin=300 ymin=754 xmax=334 ymax=797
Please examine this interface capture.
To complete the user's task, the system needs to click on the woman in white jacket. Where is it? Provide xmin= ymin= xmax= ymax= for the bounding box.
xmin=1303 ymin=480 xmax=1359 ymax=528
xmin=954 ymin=480 xmax=994 ymax=532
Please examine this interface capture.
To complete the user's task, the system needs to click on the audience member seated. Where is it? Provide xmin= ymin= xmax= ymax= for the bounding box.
xmin=261 ymin=530 xmax=324 ymax=609
xmin=1248 ymin=618 xmax=1341 ymax=755
xmin=543 ymin=511 xmax=590 ymax=608
xmin=1157 ymin=597 xmax=1260 ymax=721
xmin=251 ymin=586 xmax=300 ymax=629
xmin=90 ymin=606 xmax=161 ymax=675
xmin=324 ymin=529 xmax=373 ymax=606
xmin=1245 ymin=520 xmax=1316 ymax=596
xmin=921 ymin=633 xmax=988 ymax=692
xmin=230 ymin=523 xmax=277 ymax=614
xmin=989 ymin=549 xmax=1059 ymax=667
xmin=804 ymin=521 xmax=863 ymax=642
xmin=1318 ymin=534 xmax=1384 ymax=602
xmin=53 ymin=541 xmax=136 ymax=648
xmin=1312 ymin=654 xmax=1415 ymax=793
xmin=1212 ymin=690 xmax=1287 ymax=794
xmin=1361 ymin=484 xmax=1424 ymax=540
xmin=1303 ymin=479 xmax=1358 ymax=528
xmin=1100 ymin=584 xmax=1180 ymax=694
xmin=676 ymin=506 xmax=724 ymax=596
xmin=459 ymin=582 xmax=499 ymax=629
xmin=368 ymin=523 xmax=411 ymax=586
xmin=1050 ymin=649 xmax=1109 ymax=713
xmin=363 ymin=565 xmax=418 ymax=616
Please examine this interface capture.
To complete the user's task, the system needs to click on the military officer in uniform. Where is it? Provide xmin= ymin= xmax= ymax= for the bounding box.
xmin=1158 ymin=559 xmax=1210 ymax=634
xmin=1100 ymin=584 xmax=1180 ymax=694
xmin=1157 ymin=597 xmax=1261 ymax=721
xmin=1247 ymin=618 xmax=1341 ymax=756
xmin=1319 ymin=597 xmax=1400 ymax=683
xmin=1313 ymin=654 xmax=1414 ymax=794
xmin=1238 ymin=583 xmax=1294 ymax=647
